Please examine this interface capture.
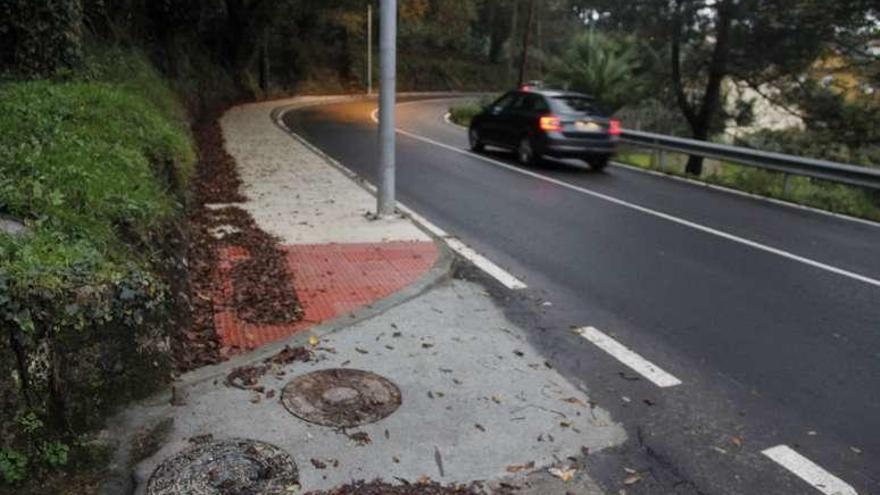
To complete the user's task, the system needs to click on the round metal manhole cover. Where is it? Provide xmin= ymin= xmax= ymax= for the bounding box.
xmin=146 ymin=438 xmax=299 ymax=495
xmin=281 ymin=368 xmax=401 ymax=427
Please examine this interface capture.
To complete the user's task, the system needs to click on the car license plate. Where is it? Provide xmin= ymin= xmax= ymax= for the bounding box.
xmin=575 ymin=120 xmax=602 ymax=131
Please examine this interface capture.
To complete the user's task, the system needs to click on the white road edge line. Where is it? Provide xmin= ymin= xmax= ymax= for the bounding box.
xmin=574 ymin=326 xmax=682 ymax=388
xmin=443 ymin=238 xmax=528 ymax=290
xmin=611 ymin=161 xmax=880 ymax=230
xmin=370 ymin=108 xmax=880 ymax=290
xmin=762 ymin=445 xmax=858 ymax=495
xmin=281 ymin=107 xmax=527 ymax=291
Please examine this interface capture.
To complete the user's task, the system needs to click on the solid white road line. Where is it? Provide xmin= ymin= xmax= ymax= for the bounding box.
xmin=762 ymin=445 xmax=857 ymax=495
xmin=611 ymin=161 xmax=880 ymax=230
xmin=443 ymin=237 xmax=528 ymax=290
xmin=574 ymin=326 xmax=682 ymax=387
xmin=381 ymin=117 xmax=880 ymax=290
xmin=396 ymin=202 xmax=527 ymax=289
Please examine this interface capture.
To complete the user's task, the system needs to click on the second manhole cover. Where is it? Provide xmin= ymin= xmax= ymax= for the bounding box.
xmin=146 ymin=438 xmax=299 ymax=495
xmin=281 ymin=368 xmax=401 ymax=427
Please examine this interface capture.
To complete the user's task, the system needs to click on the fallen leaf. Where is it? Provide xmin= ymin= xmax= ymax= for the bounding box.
xmin=506 ymin=461 xmax=535 ymax=473
xmin=475 ymin=424 xmax=486 ymax=432
xmin=310 ymin=458 xmax=327 ymax=469
xmin=308 ymin=335 xmax=319 ymax=346
xmin=623 ymin=467 xmax=637 ymax=475
xmin=355 ymin=347 xmax=369 ymax=354
xmin=851 ymin=446 xmax=863 ymax=454
xmin=422 ymin=343 xmax=434 ymax=349
xmin=562 ymin=397 xmax=586 ymax=407
xmin=416 ymin=475 xmax=432 ymax=485
xmin=731 ymin=436 xmax=743 ymax=447
xmin=548 ymin=466 xmax=575 ymax=482
xmin=623 ymin=474 xmax=642 ymax=485
xmin=492 ymin=395 xmax=502 ymax=404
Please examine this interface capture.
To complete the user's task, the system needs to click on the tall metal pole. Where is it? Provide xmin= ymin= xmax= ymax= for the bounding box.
xmin=367 ymin=3 xmax=372 ymax=95
xmin=377 ymin=0 xmax=397 ymax=216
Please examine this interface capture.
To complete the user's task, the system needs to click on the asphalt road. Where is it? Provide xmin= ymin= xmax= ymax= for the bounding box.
xmin=284 ymin=96 xmax=880 ymax=494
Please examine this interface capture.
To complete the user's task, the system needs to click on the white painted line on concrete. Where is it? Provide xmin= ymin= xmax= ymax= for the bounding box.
xmin=762 ymin=445 xmax=857 ymax=495
xmin=444 ymin=237 xmax=528 ymax=290
xmin=574 ymin=327 xmax=682 ymax=388
xmin=387 ymin=124 xmax=880 ymax=290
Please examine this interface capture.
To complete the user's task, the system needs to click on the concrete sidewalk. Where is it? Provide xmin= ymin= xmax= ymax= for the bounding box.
xmin=104 ymin=97 xmax=624 ymax=494
xmin=211 ymin=97 xmax=438 ymax=352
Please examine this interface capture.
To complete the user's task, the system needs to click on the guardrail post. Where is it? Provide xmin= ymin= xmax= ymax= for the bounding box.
xmin=783 ymin=173 xmax=793 ymax=197
xmin=659 ymin=150 xmax=667 ymax=172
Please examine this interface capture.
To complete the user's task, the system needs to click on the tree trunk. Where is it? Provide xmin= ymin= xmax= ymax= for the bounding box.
xmin=258 ymin=31 xmax=270 ymax=96
xmin=671 ymin=0 xmax=734 ymax=176
xmin=517 ymin=0 xmax=535 ymax=86
xmin=507 ymin=0 xmax=519 ymax=84
xmin=487 ymin=0 xmax=500 ymax=63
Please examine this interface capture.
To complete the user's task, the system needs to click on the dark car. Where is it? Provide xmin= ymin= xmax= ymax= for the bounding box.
xmin=468 ymin=87 xmax=620 ymax=170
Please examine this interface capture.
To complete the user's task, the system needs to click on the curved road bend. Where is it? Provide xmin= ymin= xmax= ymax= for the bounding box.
xmin=284 ymin=97 xmax=880 ymax=495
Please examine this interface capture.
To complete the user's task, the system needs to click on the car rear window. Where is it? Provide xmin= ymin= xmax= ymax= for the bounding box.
xmin=552 ymin=96 xmax=598 ymax=114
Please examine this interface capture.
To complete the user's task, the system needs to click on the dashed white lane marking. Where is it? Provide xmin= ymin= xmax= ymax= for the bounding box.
xmin=574 ymin=327 xmax=682 ymax=388
xmin=378 ymin=112 xmax=880 ymax=290
xmin=762 ymin=445 xmax=858 ymax=495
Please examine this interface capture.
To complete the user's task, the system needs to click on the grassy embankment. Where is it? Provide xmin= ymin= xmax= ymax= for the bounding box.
xmin=0 ymin=47 xmax=195 ymax=489
xmin=449 ymin=101 xmax=880 ymax=221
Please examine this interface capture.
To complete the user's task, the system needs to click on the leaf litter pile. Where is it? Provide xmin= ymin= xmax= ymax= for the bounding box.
xmin=305 ymin=480 xmax=488 ymax=495
xmin=176 ymin=112 xmax=303 ymax=371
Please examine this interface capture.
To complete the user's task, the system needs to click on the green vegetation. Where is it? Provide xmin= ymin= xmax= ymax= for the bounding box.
xmin=0 ymin=48 xmax=194 ymax=484
xmin=616 ymin=148 xmax=880 ymax=222
xmin=547 ymin=31 xmax=650 ymax=112
xmin=449 ymin=103 xmax=481 ymax=127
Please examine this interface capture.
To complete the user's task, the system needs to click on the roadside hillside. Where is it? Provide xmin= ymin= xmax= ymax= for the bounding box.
xmin=0 ymin=47 xmax=195 ymax=491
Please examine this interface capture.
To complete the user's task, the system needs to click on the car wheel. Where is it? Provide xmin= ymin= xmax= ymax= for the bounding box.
xmin=469 ymin=127 xmax=484 ymax=152
xmin=586 ymin=155 xmax=609 ymax=171
xmin=518 ymin=136 xmax=538 ymax=166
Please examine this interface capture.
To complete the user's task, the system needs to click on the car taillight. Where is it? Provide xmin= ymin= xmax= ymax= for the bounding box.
xmin=540 ymin=115 xmax=562 ymax=132
xmin=609 ymin=119 xmax=622 ymax=135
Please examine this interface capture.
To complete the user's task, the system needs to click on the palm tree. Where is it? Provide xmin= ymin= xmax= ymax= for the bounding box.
xmin=548 ymin=31 xmax=645 ymax=113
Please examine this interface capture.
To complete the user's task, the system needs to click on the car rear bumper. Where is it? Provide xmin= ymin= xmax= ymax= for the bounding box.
xmin=539 ymin=134 xmax=618 ymax=158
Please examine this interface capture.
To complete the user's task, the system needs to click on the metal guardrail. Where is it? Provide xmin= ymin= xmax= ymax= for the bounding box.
xmin=620 ymin=129 xmax=880 ymax=191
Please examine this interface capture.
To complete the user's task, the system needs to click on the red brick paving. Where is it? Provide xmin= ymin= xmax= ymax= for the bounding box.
xmin=214 ymin=241 xmax=438 ymax=351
